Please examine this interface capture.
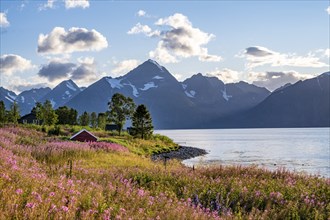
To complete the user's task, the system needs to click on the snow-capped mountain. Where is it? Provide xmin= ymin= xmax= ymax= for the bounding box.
xmin=67 ymin=59 xmax=196 ymax=128
xmin=1 ymin=60 xmax=327 ymax=129
xmin=0 ymin=87 xmax=17 ymax=109
xmin=215 ymin=72 xmax=330 ymax=128
xmin=181 ymin=73 xmax=270 ymax=127
xmin=39 ymin=79 xmax=81 ymax=109
xmin=16 ymin=87 xmax=51 ymax=115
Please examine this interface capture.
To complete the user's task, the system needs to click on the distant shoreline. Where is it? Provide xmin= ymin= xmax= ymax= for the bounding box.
xmin=151 ymin=145 xmax=207 ymax=161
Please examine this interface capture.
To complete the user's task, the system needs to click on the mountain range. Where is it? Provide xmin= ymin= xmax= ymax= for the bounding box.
xmin=1 ymin=59 xmax=329 ymax=128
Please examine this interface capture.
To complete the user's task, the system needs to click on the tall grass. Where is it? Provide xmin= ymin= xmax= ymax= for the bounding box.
xmin=0 ymin=126 xmax=329 ymax=219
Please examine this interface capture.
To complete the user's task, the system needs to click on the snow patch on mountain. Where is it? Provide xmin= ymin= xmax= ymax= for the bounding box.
xmin=50 ymin=99 xmax=56 ymax=107
xmin=66 ymin=81 xmax=77 ymax=91
xmin=7 ymin=92 xmax=16 ymax=101
xmin=21 ymin=96 xmax=25 ymax=103
xmin=124 ymin=82 xmax=139 ymax=97
xmin=140 ymin=82 xmax=158 ymax=91
xmin=148 ymin=59 xmax=164 ymax=72
xmin=5 ymin=96 xmax=13 ymax=102
xmin=153 ymin=75 xmax=164 ymax=80
xmin=181 ymin=84 xmax=187 ymax=90
xmin=185 ymin=90 xmax=196 ymax=98
xmin=106 ymin=78 xmax=123 ymax=89
xmin=222 ymin=89 xmax=232 ymax=101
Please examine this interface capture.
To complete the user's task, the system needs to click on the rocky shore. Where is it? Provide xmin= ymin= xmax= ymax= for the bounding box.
xmin=151 ymin=146 xmax=207 ymax=161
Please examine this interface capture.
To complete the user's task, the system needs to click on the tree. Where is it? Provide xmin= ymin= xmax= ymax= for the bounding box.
xmin=132 ymin=104 xmax=153 ymax=139
xmin=79 ymin=111 xmax=90 ymax=126
xmin=7 ymin=101 xmax=20 ymax=124
xmin=56 ymin=106 xmax=78 ymax=125
xmin=56 ymin=106 xmax=70 ymax=125
xmin=34 ymin=102 xmax=43 ymax=125
xmin=69 ymin=108 xmax=78 ymax=125
xmin=0 ymin=101 xmax=6 ymax=124
xmin=97 ymin=113 xmax=107 ymax=130
xmin=108 ymin=93 xmax=135 ymax=135
xmin=35 ymin=100 xmax=58 ymax=126
xmin=42 ymin=100 xmax=58 ymax=126
xmin=90 ymin=112 xmax=97 ymax=128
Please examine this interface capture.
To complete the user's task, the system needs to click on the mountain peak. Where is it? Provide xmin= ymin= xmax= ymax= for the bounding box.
xmin=146 ymin=59 xmax=163 ymax=72
xmin=57 ymin=79 xmax=79 ymax=92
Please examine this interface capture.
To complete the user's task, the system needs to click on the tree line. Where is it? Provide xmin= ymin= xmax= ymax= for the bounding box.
xmin=0 ymin=93 xmax=153 ymax=139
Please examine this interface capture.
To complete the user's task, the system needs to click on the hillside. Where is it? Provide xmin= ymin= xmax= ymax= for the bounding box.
xmin=0 ymin=125 xmax=328 ymax=219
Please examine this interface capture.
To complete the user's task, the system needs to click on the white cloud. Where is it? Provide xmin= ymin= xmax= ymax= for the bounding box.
xmin=137 ymin=10 xmax=146 ymax=17
xmin=0 ymin=54 xmax=35 ymax=76
xmin=39 ymin=0 xmax=56 ymax=10
xmin=112 ymin=59 xmax=140 ymax=75
xmin=240 ymin=46 xmax=328 ymax=69
xmin=326 ymin=6 xmax=330 ymax=14
xmin=0 ymin=12 xmax=10 ymax=27
xmin=37 ymin=27 xmax=108 ymax=54
xmin=77 ymin=56 xmax=95 ymax=65
xmin=128 ymin=13 xmax=221 ymax=63
xmin=207 ymin=68 xmax=241 ymax=83
xmin=153 ymin=13 xmax=221 ymax=63
xmin=65 ymin=0 xmax=90 ymax=9
xmin=325 ymin=48 xmax=330 ymax=58
xmin=127 ymin=23 xmax=160 ymax=37
xmin=38 ymin=61 xmax=76 ymax=81
xmin=37 ymin=57 xmax=98 ymax=84
xmin=7 ymin=76 xmax=49 ymax=93
xmin=248 ymin=70 xmax=314 ymax=91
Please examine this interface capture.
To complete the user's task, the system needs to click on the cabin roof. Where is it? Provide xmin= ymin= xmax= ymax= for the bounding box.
xmin=70 ymin=129 xmax=98 ymax=140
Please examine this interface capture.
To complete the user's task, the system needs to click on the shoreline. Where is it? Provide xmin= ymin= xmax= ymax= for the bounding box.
xmin=151 ymin=145 xmax=207 ymax=161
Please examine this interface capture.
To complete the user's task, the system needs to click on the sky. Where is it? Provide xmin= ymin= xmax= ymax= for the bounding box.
xmin=0 ymin=0 xmax=329 ymax=93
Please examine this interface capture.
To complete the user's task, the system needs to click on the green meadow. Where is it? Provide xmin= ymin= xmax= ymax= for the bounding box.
xmin=0 ymin=125 xmax=329 ymax=219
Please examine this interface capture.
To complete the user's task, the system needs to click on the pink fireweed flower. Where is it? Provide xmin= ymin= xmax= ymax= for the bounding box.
xmin=137 ymin=189 xmax=145 ymax=197
xmin=61 ymin=206 xmax=69 ymax=212
xmin=49 ymin=192 xmax=55 ymax=197
xmin=16 ymin=189 xmax=23 ymax=195
xmin=26 ymin=202 xmax=36 ymax=209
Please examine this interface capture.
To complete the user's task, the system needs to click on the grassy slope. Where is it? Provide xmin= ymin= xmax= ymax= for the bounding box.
xmin=0 ymin=125 xmax=329 ymax=219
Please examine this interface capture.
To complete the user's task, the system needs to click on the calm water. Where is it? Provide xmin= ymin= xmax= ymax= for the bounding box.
xmin=156 ymin=128 xmax=330 ymax=178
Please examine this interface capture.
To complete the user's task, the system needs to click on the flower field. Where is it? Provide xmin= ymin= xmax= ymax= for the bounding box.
xmin=0 ymin=126 xmax=329 ymax=219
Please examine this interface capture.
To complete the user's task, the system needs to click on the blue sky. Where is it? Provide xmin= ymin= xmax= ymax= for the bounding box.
xmin=0 ymin=0 xmax=329 ymax=93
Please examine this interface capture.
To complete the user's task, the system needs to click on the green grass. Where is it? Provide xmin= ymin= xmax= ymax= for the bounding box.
xmin=0 ymin=125 xmax=329 ymax=219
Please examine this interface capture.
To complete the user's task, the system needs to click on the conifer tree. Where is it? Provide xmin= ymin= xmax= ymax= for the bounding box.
xmin=132 ymin=104 xmax=153 ymax=139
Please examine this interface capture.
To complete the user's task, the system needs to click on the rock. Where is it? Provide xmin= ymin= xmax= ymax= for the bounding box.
xmin=151 ymin=146 xmax=207 ymax=161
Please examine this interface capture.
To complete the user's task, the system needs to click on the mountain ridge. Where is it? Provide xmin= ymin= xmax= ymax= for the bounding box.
xmin=0 ymin=60 xmax=328 ymax=129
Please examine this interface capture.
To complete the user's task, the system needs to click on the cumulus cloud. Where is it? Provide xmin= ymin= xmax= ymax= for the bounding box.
xmin=240 ymin=46 xmax=328 ymax=69
xmin=39 ymin=0 xmax=56 ymax=10
xmin=37 ymin=27 xmax=108 ymax=55
xmin=248 ymin=71 xmax=314 ymax=91
xmin=37 ymin=57 xmax=98 ymax=83
xmin=0 ymin=54 xmax=34 ymax=75
xmin=207 ymin=68 xmax=241 ymax=83
xmin=38 ymin=61 xmax=76 ymax=81
xmin=65 ymin=0 xmax=89 ymax=9
xmin=0 ymin=12 xmax=10 ymax=27
xmin=11 ymin=82 xmax=49 ymax=93
xmin=112 ymin=59 xmax=140 ymax=75
xmin=127 ymin=23 xmax=160 ymax=37
xmin=72 ymin=56 xmax=97 ymax=82
xmin=137 ymin=10 xmax=146 ymax=17
xmin=71 ymin=65 xmax=93 ymax=80
xmin=325 ymin=48 xmax=330 ymax=58
xmin=128 ymin=13 xmax=221 ymax=63
xmin=327 ymin=6 xmax=330 ymax=14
